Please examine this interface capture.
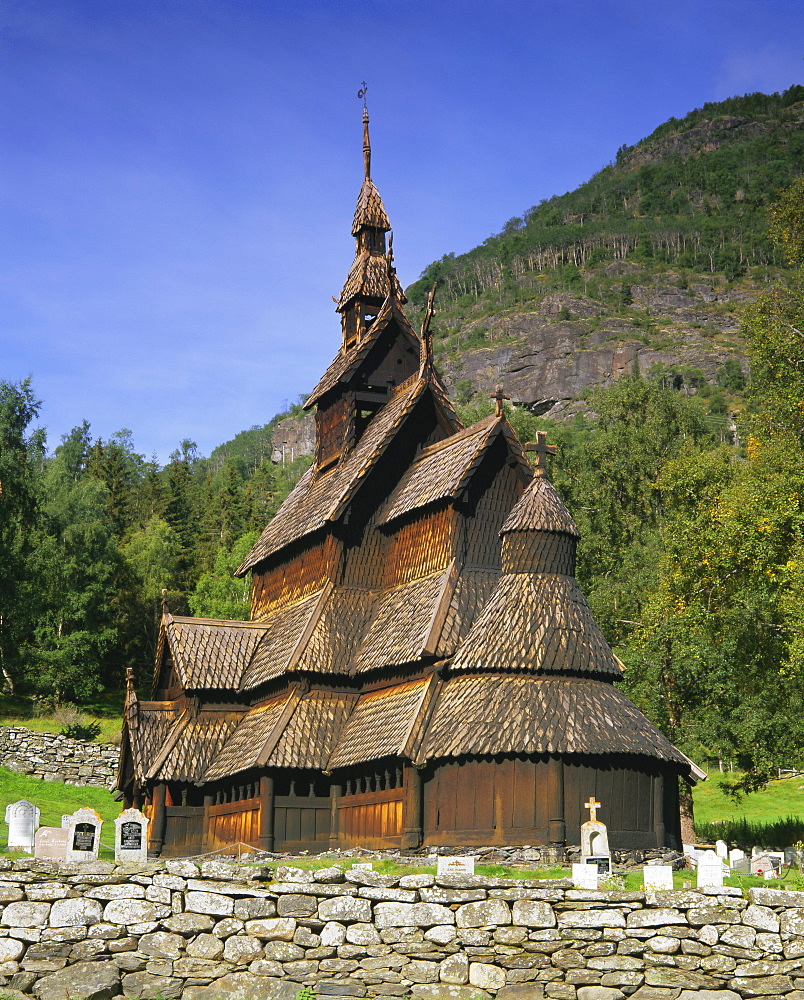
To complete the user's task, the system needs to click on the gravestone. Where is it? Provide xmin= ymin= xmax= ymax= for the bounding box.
xmin=580 ymin=797 xmax=611 ymax=873
xmin=5 ymin=800 xmax=40 ymax=853
xmin=352 ymin=862 xmax=373 ymax=870
xmin=751 ymin=851 xmax=784 ymax=876
xmin=643 ymin=865 xmax=674 ymax=890
xmin=437 ymin=855 xmax=475 ymax=877
xmin=114 ymin=808 xmax=149 ymax=863
xmin=61 ymin=815 xmax=70 ymax=828
xmin=35 ymin=827 xmax=69 ymax=862
xmin=65 ymin=807 xmax=103 ymax=863
xmin=715 ymin=839 xmax=728 ymax=859
xmin=571 ymin=863 xmax=598 ymax=889
xmin=696 ymin=849 xmax=724 ymax=888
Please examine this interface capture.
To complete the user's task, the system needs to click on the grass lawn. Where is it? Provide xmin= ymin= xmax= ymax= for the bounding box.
xmin=0 ymin=766 xmax=120 ymax=860
xmin=693 ymin=770 xmax=804 ymax=826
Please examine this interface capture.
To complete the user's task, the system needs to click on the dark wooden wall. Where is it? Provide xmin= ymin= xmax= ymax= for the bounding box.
xmin=423 ymin=756 xmax=681 ymax=850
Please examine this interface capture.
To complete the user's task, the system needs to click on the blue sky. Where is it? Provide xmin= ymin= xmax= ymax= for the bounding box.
xmin=2 ymin=0 xmax=802 ymax=463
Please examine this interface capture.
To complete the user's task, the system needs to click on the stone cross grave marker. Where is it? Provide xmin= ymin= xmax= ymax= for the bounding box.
xmin=65 ymin=807 xmax=103 ymax=863
xmin=580 ymin=796 xmax=611 ymax=873
xmin=696 ymin=849 xmax=724 ymax=888
xmin=437 ymin=855 xmax=475 ymax=877
xmin=643 ymin=864 xmax=674 ymax=890
xmin=571 ymin=862 xmax=598 ymax=889
xmin=114 ymin=808 xmax=149 ymax=863
xmin=5 ymin=800 xmax=40 ymax=854
xmin=35 ymin=827 xmax=69 ymax=862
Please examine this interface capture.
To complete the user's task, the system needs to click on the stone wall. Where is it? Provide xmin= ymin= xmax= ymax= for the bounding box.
xmin=0 ymin=727 xmax=118 ymax=789
xmin=1 ymin=857 xmax=804 ymax=1000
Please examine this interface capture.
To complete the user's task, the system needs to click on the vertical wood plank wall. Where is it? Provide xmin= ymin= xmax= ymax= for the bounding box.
xmin=424 ymin=757 xmax=677 ymax=849
xmin=273 ymin=795 xmax=331 ymax=852
xmin=207 ymin=797 xmax=261 ymax=849
xmin=336 ymin=788 xmax=404 ymax=848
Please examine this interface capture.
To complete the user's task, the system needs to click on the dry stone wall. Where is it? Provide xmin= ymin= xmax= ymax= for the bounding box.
xmin=1 ymin=857 xmax=804 ymax=1000
xmin=0 ymin=727 xmax=118 ymax=789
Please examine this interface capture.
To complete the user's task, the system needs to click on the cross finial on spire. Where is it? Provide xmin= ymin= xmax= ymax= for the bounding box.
xmin=419 ymin=282 xmax=438 ymax=374
xmin=489 ymin=384 xmax=510 ymax=418
xmin=161 ymin=587 xmax=169 ymax=615
xmin=525 ymin=430 xmax=558 ymax=475
xmin=584 ymin=797 xmax=601 ymax=823
xmin=359 ymin=82 xmax=371 ymax=178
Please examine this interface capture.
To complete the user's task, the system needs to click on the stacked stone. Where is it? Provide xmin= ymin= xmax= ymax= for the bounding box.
xmin=1 ymin=856 xmax=804 ymax=1000
xmin=0 ymin=727 xmax=118 ymax=789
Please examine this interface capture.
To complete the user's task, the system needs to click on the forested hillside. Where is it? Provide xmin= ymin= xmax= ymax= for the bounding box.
xmin=2 ymin=89 xmax=804 ymax=795
xmin=405 ymin=86 xmax=804 ymax=421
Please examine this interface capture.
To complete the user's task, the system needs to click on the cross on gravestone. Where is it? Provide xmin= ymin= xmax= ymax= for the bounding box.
xmin=489 ymin=385 xmax=510 ymax=418
xmin=5 ymin=800 xmax=40 ymax=853
xmin=525 ymin=431 xmax=558 ymax=472
xmin=584 ymin=797 xmax=601 ymax=823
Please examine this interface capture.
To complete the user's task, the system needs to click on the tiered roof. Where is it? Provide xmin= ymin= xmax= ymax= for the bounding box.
xmin=120 ymin=106 xmax=700 ymax=803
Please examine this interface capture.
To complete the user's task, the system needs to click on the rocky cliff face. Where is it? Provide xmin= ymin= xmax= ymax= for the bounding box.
xmin=271 ymin=411 xmax=315 ymax=463
xmin=438 ymin=269 xmax=752 ymax=417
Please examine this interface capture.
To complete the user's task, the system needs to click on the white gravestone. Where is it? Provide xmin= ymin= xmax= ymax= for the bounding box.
xmin=571 ymin=863 xmax=599 ymax=889
xmin=5 ymin=800 xmax=40 ymax=853
xmin=65 ymin=808 xmax=103 ymax=863
xmin=437 ymin=855 xmax=475 ymax=877
xmin=715 ymin=839 xmax=728 ymax=859
xmin=696 ymin=849 xmax=724 ymax=888
xmin=61 ymin=815 xmax=70 ymax=829
xmin=114 ymin=808 xmax=149 ymax=863
xmin=643 ymin=865 xmax=674 ymax=890
xmin=351 ymin=862 xmax=373 ymax=870
xmin=580 ymin=797 xmax=611 ymax=873
xmin=35 ymin=827 xmax=69 ymax=862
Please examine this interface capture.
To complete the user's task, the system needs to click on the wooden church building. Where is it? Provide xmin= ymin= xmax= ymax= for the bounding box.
xmin=117 ymin=108 xmax=701 ymax=857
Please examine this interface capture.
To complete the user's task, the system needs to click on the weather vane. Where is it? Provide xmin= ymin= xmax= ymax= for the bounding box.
xmin=358 ymin=81 xmax=368 ymax=108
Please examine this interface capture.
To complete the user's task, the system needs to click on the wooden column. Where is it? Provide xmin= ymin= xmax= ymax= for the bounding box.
xmin=148 ymin=783 xmax=167 ymax=856
xmin=329 ymin=783 xmax=342 ymax=850
xmin=203 ymin=793 xmax=213 ymax=849
xmin=547 ymin=756 xmax=566 ymax=846
xmin=401 ymin=764 xmax=423 ymax=849
xmin=653 ymin=772 xmax=666 ymax=848
xmin=259 ymin=775 xmax=275 ymax=852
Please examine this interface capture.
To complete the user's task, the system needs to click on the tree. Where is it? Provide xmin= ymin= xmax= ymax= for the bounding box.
xmin=0 ymin=378 xmax=44 ymax=693
xmin=26 ymin=446 xmax=121 ymax=702
xmin=189 ymin=531 xmax=258 ymax=620
xmin=121 ymin=517 xmax=182 ymax=601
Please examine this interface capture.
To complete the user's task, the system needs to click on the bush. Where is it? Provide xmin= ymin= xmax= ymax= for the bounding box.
xmin=695 ymin=815 xmax=804 ymax=850
xmin=54 ymin=703 xmax=102 ymax=742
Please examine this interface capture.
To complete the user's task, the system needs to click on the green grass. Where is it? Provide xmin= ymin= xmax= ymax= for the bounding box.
xmin=0 ymin=765 xmax=120 ymax=859
xmin=0 ymin=692 xmax=123 ymax=744
xmin=693 ymin=771 xmax=804 ymax=826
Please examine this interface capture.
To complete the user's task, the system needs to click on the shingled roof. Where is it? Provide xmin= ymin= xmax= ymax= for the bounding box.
xmin=238 ymin=372 xmax=461 ymax=573
xmin=305 ymin=294 xmax=418 ymax=409
xmin=352 ymin=176 xmax=390 ymax=235
xmin=417 ymin=674 xmax=694 ymax=770
xmin=379 ymin=415 xmax=516 ymax=527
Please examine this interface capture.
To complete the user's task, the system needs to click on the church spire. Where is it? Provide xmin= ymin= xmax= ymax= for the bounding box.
xmin=363 ymin=105 xmax=371 ymax=179
xmin=337 ymin=88 xmax=405 ymax=348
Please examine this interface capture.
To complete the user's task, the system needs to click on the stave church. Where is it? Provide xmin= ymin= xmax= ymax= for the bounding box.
xmin=116 ymin=106 xmax=702 ymax=857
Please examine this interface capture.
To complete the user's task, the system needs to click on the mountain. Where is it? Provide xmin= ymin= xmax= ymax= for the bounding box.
xmin=403 ymin=86 xmax=804 ymax=418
